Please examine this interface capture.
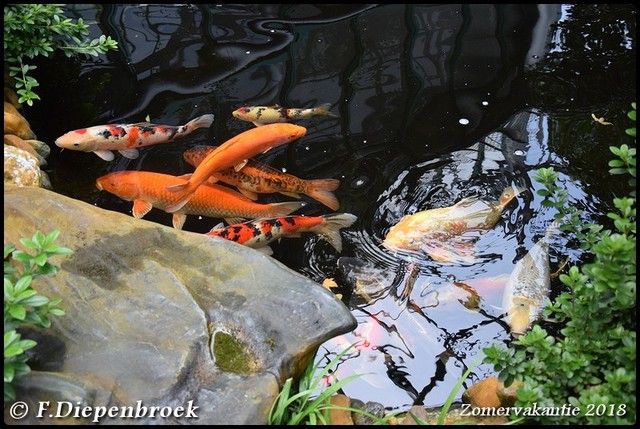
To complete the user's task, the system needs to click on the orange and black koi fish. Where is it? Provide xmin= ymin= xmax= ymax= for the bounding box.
xmin=206 ymin=213 xmax=357 ymax=255
xmin=232 ymin=103 xmax=337 ymax=127
xmin=183 ymin=145 xmax=341 ymax=210
xmin=165 ymin=123 xmax=307 ymax=213
xmin=55 ymin=114 xmax=214 ymax=161
xmin=96 ymin=170 xmax=304 ymax=230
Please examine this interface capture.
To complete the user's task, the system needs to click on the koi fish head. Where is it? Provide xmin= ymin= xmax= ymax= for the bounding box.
xmin=231 ymin=107 xmax=252 ymax=120
xmin=272 ymin=123 xmax=307 ymax=142
xmin=96 ymin=172 xmax=140 ymax=200
xmin=508 ymin=296 xmax=536 ymax=338
xmin=55 ymin=129 xmax=98 ymax=152
xmin=499 ymin=186 xmax=526 ymax=207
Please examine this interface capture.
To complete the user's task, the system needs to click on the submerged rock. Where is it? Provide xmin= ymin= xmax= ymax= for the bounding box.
xmin=4 ymin=185 xmax=356 ymax=425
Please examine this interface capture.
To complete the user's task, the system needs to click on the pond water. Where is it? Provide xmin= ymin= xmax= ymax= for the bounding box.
xmin=26 ymin=4 xmax=635 ymax=412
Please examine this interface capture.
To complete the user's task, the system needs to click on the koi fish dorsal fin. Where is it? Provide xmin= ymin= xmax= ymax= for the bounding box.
xmin=234 ymin=159 xmax=249 ymax=171
xmin=224 ymin=217 xmax=245 ymax=226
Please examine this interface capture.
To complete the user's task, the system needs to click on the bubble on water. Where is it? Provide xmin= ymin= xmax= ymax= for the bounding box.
xmin=459 ymin=118 xmax=470 ymax=125
xmin=305 ymin=146 xmax=310 ymax=150
xmin=281 ymin=167 xmax=287 ymax=173
xmin=514 ymin=149 xmax=525 ymax=156
xmin=532 ymin=54 xmax=539 ymax=59
xmin=481 ymin=101 xmax=489 ymax=106
xmin=317 ymin=38 xmax=322 ymax=43
xmin=351 ymin=175 xmax=369 ymax=189
xmin=245 ymin=50 xmax=251 ymax=54
xmin=270 ymin=29 xmax=276 ymax=33
xmin=363 ymin=139 xmax=367 ymax=144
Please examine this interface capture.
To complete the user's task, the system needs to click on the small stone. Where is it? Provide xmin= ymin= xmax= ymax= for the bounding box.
xmin=353 ymin=401 xmax=386 ymax=425
xmin=461 ymin=376 xmax=501 ymax=408
xmin=400 ymin=405 xmax=430 ymax=425
xmin=326 ymin=394 xmax=353 ymax=425
xmin=4 ymin=145 xmax=43 ymax=187
xmin=497 ymin=379 xmax=524 ymax=407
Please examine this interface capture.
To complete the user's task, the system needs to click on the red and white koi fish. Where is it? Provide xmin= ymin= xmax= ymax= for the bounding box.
xmin=165 ymin=123 xmax=307 ymax=213
xmin=183 ymin=145 xmax=341 ymax=210
xmin=96 ymin=170 xmax=305 ymax=230
xmin=232 ymin=103 xmax=337 ymax=127
xmin=55 ymin=114 xmax=214 ymax=161
xmin=206 ymin=213 xmax=357 ymax=255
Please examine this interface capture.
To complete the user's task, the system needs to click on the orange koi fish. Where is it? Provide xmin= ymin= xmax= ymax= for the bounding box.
xmin=232 ymin=103 xmax=337 ymax=127
xmin=55 ymin=114 xmax=214 ymax=161
xmin=183 ymin=145 xmax=341 ymax=210
xmin=165 ymin=123 xmax=307 ymax=213
xmin=206 ymin=213 xmax=357 ymax=255
xmin=96 ymin=170 xmax=305 ymax=230
xmin=383 ymin=186 xmax=523 ymax=262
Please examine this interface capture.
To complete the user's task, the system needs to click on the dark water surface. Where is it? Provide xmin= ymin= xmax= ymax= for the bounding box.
xmin=26 ymin=4 xmax=635 ymax=411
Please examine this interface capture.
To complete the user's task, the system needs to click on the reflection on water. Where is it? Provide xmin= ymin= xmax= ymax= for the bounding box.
xmin=26 ymin=3 xmax=635 ymax=411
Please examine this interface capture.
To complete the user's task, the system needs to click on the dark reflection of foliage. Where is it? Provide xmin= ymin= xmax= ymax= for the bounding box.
xmin=526 ymin=4 xmax=635 ymax=111
xmin=524 ymin=4 xmax=635 ymax=209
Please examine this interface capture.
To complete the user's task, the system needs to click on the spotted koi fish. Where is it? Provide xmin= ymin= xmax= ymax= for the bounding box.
xmin=183 ymin=145 xmax=340 ymax=210
xmin=96 ymin=170 xmax=305 ymax=230
xmin=232 ymin=103 xmax=337 ymax=127
xmin=55 ymin=114 xmax=214 ymax=161
xmin=206 ymin=213 xmax=357 ymax=255
xmin=165 ymin=123 xmax=307 ymax=213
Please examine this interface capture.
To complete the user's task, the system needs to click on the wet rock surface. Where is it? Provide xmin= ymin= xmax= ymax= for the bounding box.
xmin=4 ymin=185 xmax=356 ymax=425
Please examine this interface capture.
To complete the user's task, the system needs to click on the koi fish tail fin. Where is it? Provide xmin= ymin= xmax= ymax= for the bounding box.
xmin=268 ymin=201 xmax=307 ymax=217
xmin=305 ymin=179 xmax=341 ymax=210
xmin=311 ymin=213 xmax=358 ymax=253
xmin=164 ymin=181 xmax=197 ymax=213
xmin=186 ymin=113 xmax=215 ymax=131
xmin=313 ymin=103 xmax=338 ymax=118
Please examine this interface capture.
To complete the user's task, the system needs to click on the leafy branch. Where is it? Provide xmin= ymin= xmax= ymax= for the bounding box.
xmin=4 ymin=229 xmax=73 ymax=402
xmin=4 ymin=4 xmax=118 ymax=106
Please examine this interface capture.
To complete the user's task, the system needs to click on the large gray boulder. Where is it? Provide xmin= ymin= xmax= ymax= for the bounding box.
xmin=4 ymin=184 xmax=356 ymax=424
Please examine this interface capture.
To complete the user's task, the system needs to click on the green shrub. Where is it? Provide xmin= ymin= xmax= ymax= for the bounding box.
xmin=3 ymin=4 xmax=118 ymax=106
xmin=483 ymin=102 xmax=636 ymax=424
xmin=4 ymin=229 xmax=73 ymax=402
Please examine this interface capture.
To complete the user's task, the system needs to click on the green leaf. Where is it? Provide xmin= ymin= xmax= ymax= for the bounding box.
xmin=21 ymin=295 xmax=50 ymax=307
xmin=13 ymin=275 xmax=33 ymax=294
xmin=9 ymin=304 xmax=26 ymax=321
xmin=34 ymin=252 xmax=48 ymax=266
